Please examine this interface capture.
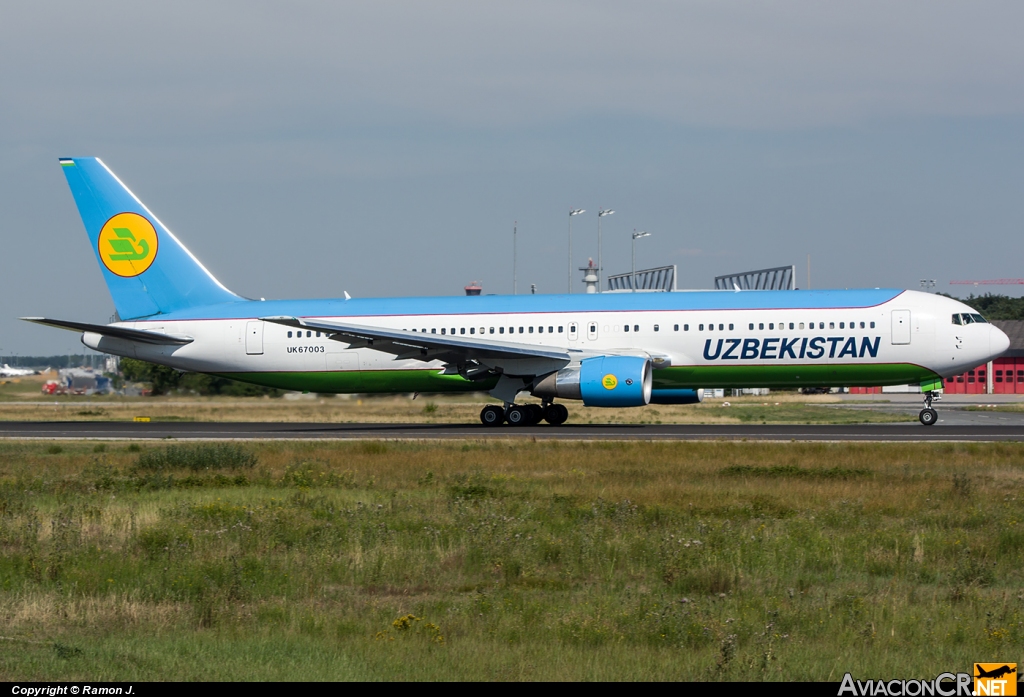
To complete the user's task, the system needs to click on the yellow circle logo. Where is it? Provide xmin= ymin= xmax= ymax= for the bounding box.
xmin=602 ymin=374 xmax=618 ymax=390
xmin=98 ymin=212 xmax=158 ymax=277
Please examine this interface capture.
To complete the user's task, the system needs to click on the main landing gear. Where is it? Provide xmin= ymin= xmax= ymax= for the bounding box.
xmin=919 ymin=391 xmax=941 ymax=426
xmin=479 ymin=402 xmax=569 ymax=427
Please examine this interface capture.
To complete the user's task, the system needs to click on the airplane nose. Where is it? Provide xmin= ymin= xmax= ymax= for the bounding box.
xmin=991 ymin=325 xmax=1010 ymax=358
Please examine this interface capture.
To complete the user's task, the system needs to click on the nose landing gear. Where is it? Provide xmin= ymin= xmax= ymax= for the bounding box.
xmin=919 ymin=391 xmax=941 ymax=426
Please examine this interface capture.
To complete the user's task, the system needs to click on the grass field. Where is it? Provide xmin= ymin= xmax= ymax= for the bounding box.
xmin=0 ymin=375 xmax=914 ymax=425
xmin=1 ymin=439 xmax=1022 ymax=680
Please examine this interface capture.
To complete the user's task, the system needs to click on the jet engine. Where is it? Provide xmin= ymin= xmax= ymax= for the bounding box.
xmin=532 ymin=355 xmax=652 ymax=407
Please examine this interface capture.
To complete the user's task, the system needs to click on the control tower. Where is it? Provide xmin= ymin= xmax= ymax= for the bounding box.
xmin=579 ymin=258 xmax=599 ymax=294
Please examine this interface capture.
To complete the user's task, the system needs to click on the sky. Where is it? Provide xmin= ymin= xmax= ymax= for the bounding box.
xmin=2 ymin=1 xmax=1024 ymax=356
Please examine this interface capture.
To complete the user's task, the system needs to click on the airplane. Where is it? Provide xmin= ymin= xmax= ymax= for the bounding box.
xmin=0 ymin=364 xmax=38 ymax=378
xmin=23 ymin=157 xmax=1010 ymax=427
xmin=974 ymin=665 xmax=1016 ymax=680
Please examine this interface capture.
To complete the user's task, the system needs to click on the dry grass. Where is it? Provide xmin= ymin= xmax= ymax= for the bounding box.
xmin=0 ymin=378 xmax=910 ymax=425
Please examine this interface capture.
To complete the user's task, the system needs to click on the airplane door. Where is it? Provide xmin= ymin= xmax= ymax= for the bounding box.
xmin=245 ymin=321 xmax=264 ymax=355
xmin=587 ymin=321 xmax=598 ymax=341
xmin=568 ymin=322 xmax=578 ymax=343
xmin=891 ymin=310 xmax=911 ymax=345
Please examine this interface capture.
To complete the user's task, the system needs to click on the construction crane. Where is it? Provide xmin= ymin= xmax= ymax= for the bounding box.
xmin=950 ymin=279 xmax=1024 ymax=287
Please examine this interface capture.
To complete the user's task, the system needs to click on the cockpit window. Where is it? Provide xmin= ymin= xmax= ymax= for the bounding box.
xmin=953 ymin=312 xmax=988 ymax=325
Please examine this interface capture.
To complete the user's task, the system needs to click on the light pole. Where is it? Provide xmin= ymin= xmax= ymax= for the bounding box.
xmin=568 ymin=208 xmax=585 ymax=293
xmin=598 ymin=209 xmax=613 ymax=292
xmin=919 ymin=279 xmax=936 ymax=292
xmin=513 ymin=221 xmax=517 ymax=295
xmin=631 ymin=230 xmax=650 ymax=292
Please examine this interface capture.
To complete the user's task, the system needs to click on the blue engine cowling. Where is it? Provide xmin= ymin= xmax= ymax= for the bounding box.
xmin=649 ymin=388 xmax=704 ymax=405
xmin=578 ymin=355 xmax=652 ymax=407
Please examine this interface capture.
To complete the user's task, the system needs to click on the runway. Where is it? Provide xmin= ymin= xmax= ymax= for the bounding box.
xmin=1 ymin=420 xmax=1023 ymax=441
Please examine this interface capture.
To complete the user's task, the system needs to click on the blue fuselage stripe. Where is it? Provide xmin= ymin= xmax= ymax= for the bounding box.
xmin=153 ymin=289 xmax=905 ymax=322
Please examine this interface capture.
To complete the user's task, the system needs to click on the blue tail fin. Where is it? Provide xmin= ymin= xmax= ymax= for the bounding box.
xmin=59 ymin=157 xmax=240 ymax=320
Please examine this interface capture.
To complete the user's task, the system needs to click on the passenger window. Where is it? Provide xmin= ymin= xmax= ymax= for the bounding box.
xmin=654 ymin=324 xmax=659 ymax=332
xmin=634 ymin=325 xmax=639 ymax=332
xmin=460 ymin=328 xmax=466 ymax=335
xmin=431 ymin=329 xmax=436 ymax=333
xmin=287 ymin=331 xmax=292 ymax=338
xmin=840 ymin=322 xmax=845 ymax=329
xmin=306 ymin=331 xmax=311 ymax=337
xmin=316 ymin=332 xmax=321 ymax=337
xmin=749 ymin=323 xmax=755 ymax=330
xmin=529 ymin=327 xmax=534 ymax=333
xmin=549 ymin=326 xmax=554 ymax=333
xmin=759 ymin=323 xmax=764 ymax=330
xmin=708 ymin=324 xmax=713 ymax=332
xmin=820 ymin=322 xmax=825 ymax=329
xmin=860 ymin=322 xmax=865 ymax=329
xmin=558 ymin=326 xmax=564 ymax=333
xmin=499 ymin=327 xmax=504 ymax=334
xmin=870 ymin=322 xmax=875 ymax=329
xmin=519 ymin=327 xmax=524 ymax=334
xmin=728 ymin=324 xmax=734 ymax=331
xmin=538 ymin=326 xmax=543 ymax=333
xmin=719 ymin=324 xmax=724 ymax=331
xmin=769 ymin=323 xmax=774 ymax=330
xmin=489 ymin=327 xmax=494 ymax=334
xmin=829 ymin=322 xmax=835 ymax=330
xmin=624 ymin=325 xmax=630 ymax=332
xmin=674 ymin=324 xmax=680 ymax=331
xmin=798 ymin=323 xmax=804 ymax=330
xmin=789 ymin=323 xmax=794 ymax=330
xmin=441 ymin=328 xmax=446 ymax=335
xmin=699 ymin=324 xmax=705 ymax=331
xmin=683 ymin=324 xmax=689 ymax=331
xmin=451 ymin=328 xmax=456 ymax=334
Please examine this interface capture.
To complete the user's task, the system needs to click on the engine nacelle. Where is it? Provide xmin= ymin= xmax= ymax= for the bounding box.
xmin=532 ymin=355 xmax=652 ymax=407
xmin=649 ymin=388 xmax=704 ymax=405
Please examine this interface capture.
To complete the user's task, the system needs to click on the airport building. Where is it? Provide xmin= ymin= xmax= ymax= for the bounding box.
xmin=850 ymin=319 xmax=1024 ymax=395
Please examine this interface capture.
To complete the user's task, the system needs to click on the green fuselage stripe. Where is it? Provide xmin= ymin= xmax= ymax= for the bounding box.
xmin=214 ymin=363 xmax=939 ymax=395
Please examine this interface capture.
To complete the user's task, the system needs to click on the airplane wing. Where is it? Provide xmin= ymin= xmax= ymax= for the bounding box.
xmin=21 ymin=317 xmax=194 ymax=346
xmin=261 ymin=316 xmax=572 ymax=376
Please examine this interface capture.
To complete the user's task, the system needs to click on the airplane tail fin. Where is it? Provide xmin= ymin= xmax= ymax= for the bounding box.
xmin=59 ymin=157 xmax=240 ymax=320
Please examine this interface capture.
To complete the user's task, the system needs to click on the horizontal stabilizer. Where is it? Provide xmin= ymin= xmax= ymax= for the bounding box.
xmin=21 ymin=317 xmax=194 ymax=345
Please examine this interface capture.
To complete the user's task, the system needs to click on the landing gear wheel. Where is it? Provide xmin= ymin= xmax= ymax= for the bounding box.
xmin=506 ymin=405 xmax=530 ymax=426
xmin=480 ymin=405 xmax=505 ymax=426
xmin=543 ymin=403 xmax=569 ymax=425
xmin=919 ymin=408 xmax=938 ymax=426
xmin=526 ymin=404 xmax=545 ymax=425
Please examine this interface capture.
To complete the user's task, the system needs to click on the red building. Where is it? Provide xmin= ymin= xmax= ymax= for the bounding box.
xmin=850 ymin=320 xmax=1024 ymax=395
